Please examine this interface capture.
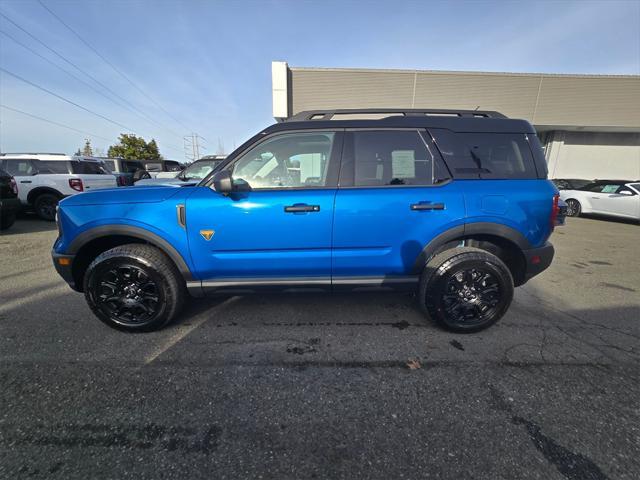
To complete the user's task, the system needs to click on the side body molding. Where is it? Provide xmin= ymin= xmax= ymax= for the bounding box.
xmin=411 ymin=222 xmax=532 ymax=274
xmin=67 ymin=225 xmax=194 ymax=281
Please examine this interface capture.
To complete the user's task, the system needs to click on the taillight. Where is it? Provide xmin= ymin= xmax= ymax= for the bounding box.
xmin=117 ymin=176 xmax=126 ymax=186
xmin=9 ymin=177 xmax=18 ymax=195
xmin=550 ymin=194 xmax=560 ymax=230
xmin=69 ymin=178 xmax=84 ymax=192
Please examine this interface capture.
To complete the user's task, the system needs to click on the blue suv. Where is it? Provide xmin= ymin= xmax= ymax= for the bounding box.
xmin=52 ymin=109 xmax=560 ymax=333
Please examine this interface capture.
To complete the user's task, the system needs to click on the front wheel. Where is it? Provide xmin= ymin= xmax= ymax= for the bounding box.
xmin=419 ymin=247 xmax=514 ymax=333
xmin=565 ymin=199 xmax=581 ymax=217
xmin=84 ymin=244 xmax=186 ymax=332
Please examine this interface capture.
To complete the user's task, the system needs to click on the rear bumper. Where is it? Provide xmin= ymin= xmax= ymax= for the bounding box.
xmin=522 ymin=241 xmax=554 ymax=282
xmin=52 ymin=251 xmax=80 ymax=291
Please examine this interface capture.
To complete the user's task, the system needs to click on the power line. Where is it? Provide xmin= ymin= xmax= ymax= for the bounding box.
xmin=1 ymin=68 xmax=185 ymax=155
xmin=37 ymin=0 xmax=192 ymax=133
xmin=1 ymin=104 xmax=186 ymax=157
xmin=1 ymin=67 xmax=136 ymax=131
xmin=0 ymin=104 xmax=113 ymax=142
xmin=0 ymin=12 xmax=184 ymax=139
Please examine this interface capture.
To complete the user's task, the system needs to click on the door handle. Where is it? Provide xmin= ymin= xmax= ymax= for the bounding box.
xmin=20 ymin=180 xmax=32 ymax=183
xmin=284 ymin=204 xmax=320 ymax=213
xmin=410 ymin=202 xmax=445 ymax=211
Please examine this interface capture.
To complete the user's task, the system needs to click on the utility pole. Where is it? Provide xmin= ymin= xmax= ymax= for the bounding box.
xmin=183 ymin=133 xmax=206 ymax=162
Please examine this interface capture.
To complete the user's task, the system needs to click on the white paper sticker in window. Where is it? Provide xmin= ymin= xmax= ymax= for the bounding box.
xmin=391 ymin=150 xmax=416 ymax=178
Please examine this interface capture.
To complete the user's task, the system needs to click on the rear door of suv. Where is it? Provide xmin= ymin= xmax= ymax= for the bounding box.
xmin=70 ymin=160 xmax=117 ymax=190
xmin=331 ymin=129 xmax=466 ymax=289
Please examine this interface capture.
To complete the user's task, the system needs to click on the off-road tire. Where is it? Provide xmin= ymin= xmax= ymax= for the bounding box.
xmin=418 ymin=247 xmax=514 ymax=333
xmin=0 ymin=212 xmax=16 ymax=230
xmin=84 ymin=244 xmax=186 ymax=332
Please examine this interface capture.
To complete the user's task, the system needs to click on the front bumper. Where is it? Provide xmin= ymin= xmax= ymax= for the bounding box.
xmin=522 ymin=241 xmax=554 ymax=282
xmin=52 ymin=251 xmax=80 ymax=291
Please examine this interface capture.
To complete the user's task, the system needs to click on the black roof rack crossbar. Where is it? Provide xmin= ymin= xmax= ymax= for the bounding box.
xmin=287 ymin=108 xmax=507 ymax=122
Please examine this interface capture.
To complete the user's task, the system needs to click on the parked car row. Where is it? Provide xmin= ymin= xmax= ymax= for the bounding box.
xmin=0 ymin=153 xmax=226 ymax=225
xmin=558 ymin=179 xmax=640 ymax=221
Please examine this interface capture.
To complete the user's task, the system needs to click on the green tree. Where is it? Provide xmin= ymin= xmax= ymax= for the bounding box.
xmin=82 ymin=138 xmax=93 ymax=156
xmin=107 ymin=134 xmax=163 ymax=160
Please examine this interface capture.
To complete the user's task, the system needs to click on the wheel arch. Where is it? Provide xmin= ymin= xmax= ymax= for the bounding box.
xmin=68 ymin=225 xmax=193 ymax=292
xmin=27 ymin=187 xmax=63 ymax=205
xmin=412 ymin=223 xmax=531 ymax=286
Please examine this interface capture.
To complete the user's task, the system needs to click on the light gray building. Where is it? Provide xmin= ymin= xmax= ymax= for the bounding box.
xmin=272 ymin=62 xmax=640 ymax=180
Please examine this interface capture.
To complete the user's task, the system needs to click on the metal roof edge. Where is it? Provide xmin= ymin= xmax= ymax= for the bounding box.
xmin=288 ymin=66 xmax=640 ymax=80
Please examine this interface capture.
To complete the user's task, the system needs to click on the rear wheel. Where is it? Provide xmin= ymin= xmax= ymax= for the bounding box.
xmin=565 ymin=199 xmax=581 ymax=217
xmin=0 ymin=212 xmax=16 ymax=230
xmin=34 ymin=193 xmax=59 ymax=221
xmin=419 ymin=247 xmax=514 ymax=333
xmin=84 ymin=244 xmax=186 ymax=332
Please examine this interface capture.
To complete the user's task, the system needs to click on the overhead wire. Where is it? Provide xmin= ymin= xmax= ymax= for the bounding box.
xmin=0 ymin=11 xmax=184 ymax=139
xmin=0 ymin=104 xmax=113 ymax=142
xmin=37 ymin=0 xmax=192 ymax=133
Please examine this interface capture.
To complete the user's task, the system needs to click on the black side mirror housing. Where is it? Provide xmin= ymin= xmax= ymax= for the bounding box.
xmin=211 ymin=170 xmax=234 ymax=194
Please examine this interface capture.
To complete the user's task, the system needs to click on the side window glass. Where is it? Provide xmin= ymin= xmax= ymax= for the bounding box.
xmin=125 ymin=162 xmax=141 ymax=173
xmin=5 ymin=160 xmax=34 ymax=176
xmin=600 ymin=184 xmax=620 ymax=194
xmin=231 ymin=132 xmax=335 ymax=189
xmin=429 ymin=130 xmax=537 ymax=179
xmin=352 ymin=130 xmax=446 ymax=186
xmin=36 ymin=161 xmax=70 ymax=174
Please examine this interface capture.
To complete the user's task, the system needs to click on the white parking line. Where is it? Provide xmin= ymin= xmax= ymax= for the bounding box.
xmin=143 ymin=296 xmax=238 ymax=365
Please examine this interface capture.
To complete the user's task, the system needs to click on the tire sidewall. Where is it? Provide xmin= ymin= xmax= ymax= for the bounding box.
xmin=34 ymin=194 xmax=59 ymax=221
xmin=1 ymin=213 xmax=16 ymax=229
xmin=84 ymin=254 xmax=173 ymax=332
xmin=424 ymin=253 xmax=514 ymax=333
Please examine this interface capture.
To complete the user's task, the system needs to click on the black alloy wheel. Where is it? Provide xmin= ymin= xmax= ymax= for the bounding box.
xmin=93 ymin=264 xmax=161 ymax=327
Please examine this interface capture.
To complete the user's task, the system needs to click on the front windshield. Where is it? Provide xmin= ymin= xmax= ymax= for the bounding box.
xmin=181 ymin=160 xmax=222 ymax=180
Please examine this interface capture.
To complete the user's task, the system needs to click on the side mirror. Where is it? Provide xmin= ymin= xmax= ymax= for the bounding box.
xmin=211 ymin=170 xmax=234 ymax=194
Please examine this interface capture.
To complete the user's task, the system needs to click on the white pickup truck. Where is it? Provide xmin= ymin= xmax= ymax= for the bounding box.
xmin=0 ymin=153 xmax=117 ymax=220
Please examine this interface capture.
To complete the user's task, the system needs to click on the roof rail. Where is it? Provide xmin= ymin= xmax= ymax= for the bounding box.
xmin=0 ymin=152 xmax=67 ymax=156
xmin=287 ymin=108 xmax=508 ymax=122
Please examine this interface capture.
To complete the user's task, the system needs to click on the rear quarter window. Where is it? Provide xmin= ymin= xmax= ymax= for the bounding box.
xmin=429 ymin=130 xmax=538 ymax=180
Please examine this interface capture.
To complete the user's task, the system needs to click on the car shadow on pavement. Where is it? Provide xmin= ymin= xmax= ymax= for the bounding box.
xmin=2 ymin=214 xmax=57 ymax=235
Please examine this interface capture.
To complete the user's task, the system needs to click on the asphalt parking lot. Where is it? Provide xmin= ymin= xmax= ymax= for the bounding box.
xmin=0 ymin=215 xmax=639 ymax=479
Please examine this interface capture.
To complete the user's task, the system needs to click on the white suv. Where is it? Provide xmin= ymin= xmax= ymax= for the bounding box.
xmin=0 ymin=153 xmax=117 ymax=220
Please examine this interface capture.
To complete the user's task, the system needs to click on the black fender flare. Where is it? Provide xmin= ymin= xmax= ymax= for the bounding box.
xmin=67 ymin=225 xmax=194 ymax=280
xmin=27 ymin=187 xmax=64 ymax=205
xmin=411 ymin=222 xmax=531 ymax=274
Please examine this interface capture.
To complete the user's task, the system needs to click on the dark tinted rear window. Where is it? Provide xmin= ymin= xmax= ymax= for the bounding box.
xmin=71 ymin=161 xmax=109 ymax=174
xmin=124 ymin=161 xmax=143 ymax=173
xmin=429 ymin=130 xmax=538 ymax=179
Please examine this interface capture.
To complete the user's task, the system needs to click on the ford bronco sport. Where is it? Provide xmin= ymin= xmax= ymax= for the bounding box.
xmin=52 ymin=109 xmax=560 ymax=333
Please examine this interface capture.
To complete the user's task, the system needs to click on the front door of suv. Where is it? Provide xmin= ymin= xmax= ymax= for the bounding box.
xmin=185 ymin=130 xmax=342 ymax=292
xmin=332 ymin=129 xmax=466 ymax=288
